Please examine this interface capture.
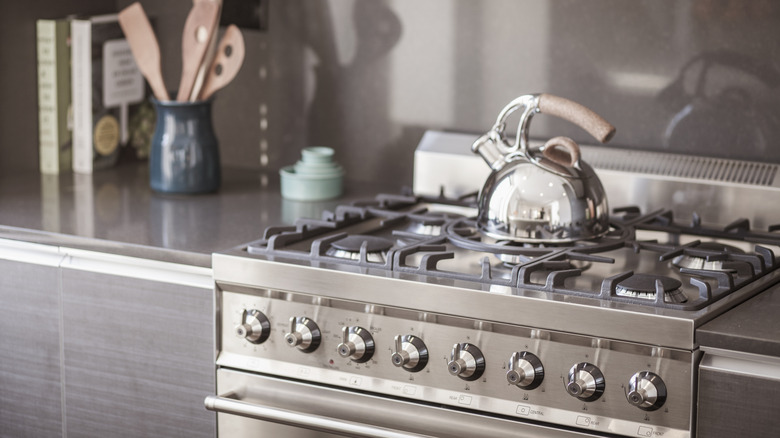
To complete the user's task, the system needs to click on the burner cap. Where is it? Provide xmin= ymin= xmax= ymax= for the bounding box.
xmin=672 ymin=242 xmax=744 ymax=271
xmin=331 ymin=235 xmax=394 ymax=253
xmin=418 ymin=211 xmax=465 ymax=221
xmin=405 ymin=212 xmax=466 ymax=237
xmin=616 ymin=274 xmax=687 ymax=303
xmin=327 ymin=235 xmax=395 ymax=262
xmin=406 ymin=221 xmax=444 ymax=237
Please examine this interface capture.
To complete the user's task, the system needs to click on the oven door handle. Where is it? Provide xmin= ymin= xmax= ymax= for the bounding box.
xmin=204 ymin=392 xmax=434 ymax=438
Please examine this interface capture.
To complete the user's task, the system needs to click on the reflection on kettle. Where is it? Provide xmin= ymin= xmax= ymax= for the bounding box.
xmin=658 ymin=50 xmax=780 ymax=158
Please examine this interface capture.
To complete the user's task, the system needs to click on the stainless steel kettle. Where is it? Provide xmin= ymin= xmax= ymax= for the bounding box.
xmin=471 ymin=93 xmax=616 ymax=243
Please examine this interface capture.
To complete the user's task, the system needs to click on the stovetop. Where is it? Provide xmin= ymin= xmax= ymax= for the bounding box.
xmin=244 ymin=193 xmax=780 ymax=312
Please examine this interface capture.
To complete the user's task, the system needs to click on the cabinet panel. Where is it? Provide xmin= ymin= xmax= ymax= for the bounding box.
xmin=698 ymin=354 xmax=780 ymax=437
xmin=0 ymin=259 xmax=62 ymax=438
xmin=61 ymin=269 xmax=215 ymax=438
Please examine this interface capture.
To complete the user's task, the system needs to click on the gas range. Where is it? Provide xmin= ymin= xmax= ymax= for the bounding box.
xmin=209 ymin=185 xmax=780 ymax=437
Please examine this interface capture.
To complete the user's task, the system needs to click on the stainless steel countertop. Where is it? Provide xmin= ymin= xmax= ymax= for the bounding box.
xmin=0 ymin=163 xmax=401 ymax=268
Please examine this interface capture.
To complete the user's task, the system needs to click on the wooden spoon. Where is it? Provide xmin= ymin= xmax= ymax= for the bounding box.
xmin=198 ymin=25 xmax=245 ymax=101
xmin=176 ymin=0 xmax=220 ymax=102
xmin=188 ymin=0 xmax=223 ymax=101
xmin=118 ymin=2 xmax=169 ymax=101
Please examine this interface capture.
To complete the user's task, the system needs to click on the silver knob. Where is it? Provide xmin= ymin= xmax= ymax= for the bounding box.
xmin=390 ymin=335 xmax=428 ymax=372
xmin=447 ymin=343 xmax=485 ymax=381
xmin=506 ymin=351 xmax=544 ymax=390
xmin=566 ymin=362 xmax=605 ymax=402
xmin=337 ymin=326 xmax=375 ymax=363
xmin=283 ymin=316 xmax=321 ymax=353
xmin=234 ymin=309 xmax=271 ymax=344
xmin=627 ymin=371 xmax=667 ymax=411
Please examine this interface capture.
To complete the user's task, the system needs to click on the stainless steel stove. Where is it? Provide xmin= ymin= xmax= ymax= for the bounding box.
xmin=206 ymin=137 xmax=780 ymax=438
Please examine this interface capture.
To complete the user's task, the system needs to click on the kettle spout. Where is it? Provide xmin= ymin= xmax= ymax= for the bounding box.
xmin=472 ymin=133 xmax=506 ymax=171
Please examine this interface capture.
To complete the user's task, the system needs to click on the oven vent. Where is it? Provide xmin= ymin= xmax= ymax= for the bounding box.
xmin=586 ymin=149 xmax=778 ymax=187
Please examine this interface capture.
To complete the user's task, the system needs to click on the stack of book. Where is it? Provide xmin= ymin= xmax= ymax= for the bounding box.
xmin=36 ymin=13 xmax=150 ymax=174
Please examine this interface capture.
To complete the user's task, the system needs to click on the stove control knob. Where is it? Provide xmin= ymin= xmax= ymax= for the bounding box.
xmin=283 ymin=316 xmax=321 ymax=353
xmin=235 ymin=309 xmax=271 ymax=344
xmin=337 ymin=326 xmax=375 ymax=363
xmin=390 ymin=335 xmax=428 ymax=372
xmin=447 ymin=343 xmax=486 ymax=381
xmin=566 ymin=362 xmax=605 ymax=402
xmin=506 ymin=351 xmax=544 ymax=390
xmin=627 ymin=371 xmax=667 ymax=411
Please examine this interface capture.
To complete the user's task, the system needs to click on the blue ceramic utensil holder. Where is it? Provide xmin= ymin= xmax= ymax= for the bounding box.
xmin=150 ymin=98 xmax=220 ymax=194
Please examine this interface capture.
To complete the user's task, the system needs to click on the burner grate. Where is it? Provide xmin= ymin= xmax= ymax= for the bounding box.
xmin=246 ymin=195 xmax=780 ymax=311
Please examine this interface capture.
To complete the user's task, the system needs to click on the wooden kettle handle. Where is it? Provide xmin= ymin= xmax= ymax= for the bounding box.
xmin=538 ymin=93 xmax=616 ymax=143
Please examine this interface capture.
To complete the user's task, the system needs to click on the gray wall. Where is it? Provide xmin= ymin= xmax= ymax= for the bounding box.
xmin=3 ymin=0 xmax=780 ymax=188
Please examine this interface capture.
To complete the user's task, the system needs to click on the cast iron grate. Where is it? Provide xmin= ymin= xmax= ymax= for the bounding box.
xmin=246 ymin=194 xmax=780 ymax=311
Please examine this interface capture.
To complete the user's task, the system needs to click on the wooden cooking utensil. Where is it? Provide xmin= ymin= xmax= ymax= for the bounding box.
xmin=198 ymin=24 xmax=245 ymax=101
xmin=188 ymin=0 xmax=223 ymax=101
xmin=176 ymin=0 xmax=221 ymax=102
xmin=118 ymin=2 xmax=170 ymax=101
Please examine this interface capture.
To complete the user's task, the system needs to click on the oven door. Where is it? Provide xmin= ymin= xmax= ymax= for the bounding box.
xmin=207 ymin=368 xmax=601 ymax=438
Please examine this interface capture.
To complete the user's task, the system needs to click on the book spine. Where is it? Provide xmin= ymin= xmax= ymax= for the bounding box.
xmin=71 ymin=19 xmax=92 ymax=174
xmin=36 ymin=20 xmax=60 ymax=174
xmin=55 ymin=20 xmax=73 ymax=174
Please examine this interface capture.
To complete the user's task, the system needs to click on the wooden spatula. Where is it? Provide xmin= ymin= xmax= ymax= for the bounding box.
xmin=198 ymin=25 xmax=245 ymax=101
xmin=118 ymin=2 xmax=169 ymax=101
xmin=176 ymin=0 xmax=220 ymax=102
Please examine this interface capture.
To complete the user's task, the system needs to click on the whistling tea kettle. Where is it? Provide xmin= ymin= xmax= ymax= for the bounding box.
xmin=471 ymin=93 xmax=616 ymax=243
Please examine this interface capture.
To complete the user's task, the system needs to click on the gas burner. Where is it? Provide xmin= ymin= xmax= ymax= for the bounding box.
xmin=493 ymin=240 xmax=564 ymax=265
xmin=497 ymin=252 xmax=535 ymax=266
xmin=405 ymin=219 xmax=447 ymax=237
xmin=405 ymin=212 xmax=467 ymax=237
xmin=445 ymin=219 xmax=560 ymax=260
xmin=615 ymin=274 xmax=688 ymax=304
xmin=325 ymin=235 xmax=395 ymax=263
xmin=406 ymin=222 xmax=443 ymax=237
xmin=672 ymin=242 xmax=745 ymax=271
xmin=491 ymin=240 xmax=535 ymax=264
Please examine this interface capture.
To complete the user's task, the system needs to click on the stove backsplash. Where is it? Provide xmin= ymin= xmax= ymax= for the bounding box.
xmin=413 ymin=130 xmax=780 ymax=229
xmin=219 ymin=0 xmax=780 ymax=189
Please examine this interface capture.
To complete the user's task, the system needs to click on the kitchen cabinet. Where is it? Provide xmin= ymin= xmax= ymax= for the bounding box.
xmin=0 ymin=239 xmax=215 ymax=438
xmin=697 ymin=352 xmax=780 ymax=437
xmin=60 ymin=254 xmax=215 ymax=438
xmin=697 ymin=287 xmax=780 ymax=437
xmin=0 ymin=241 xmax=64 ymax=438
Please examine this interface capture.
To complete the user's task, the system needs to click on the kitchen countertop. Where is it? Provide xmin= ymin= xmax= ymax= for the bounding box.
xmin=0 ymin=162 xmax=401 ymax=268
xmin=698 ymin=284 xmax=780 ymax=358
xmin=4 ymin=162 xmax=780 ymax=356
